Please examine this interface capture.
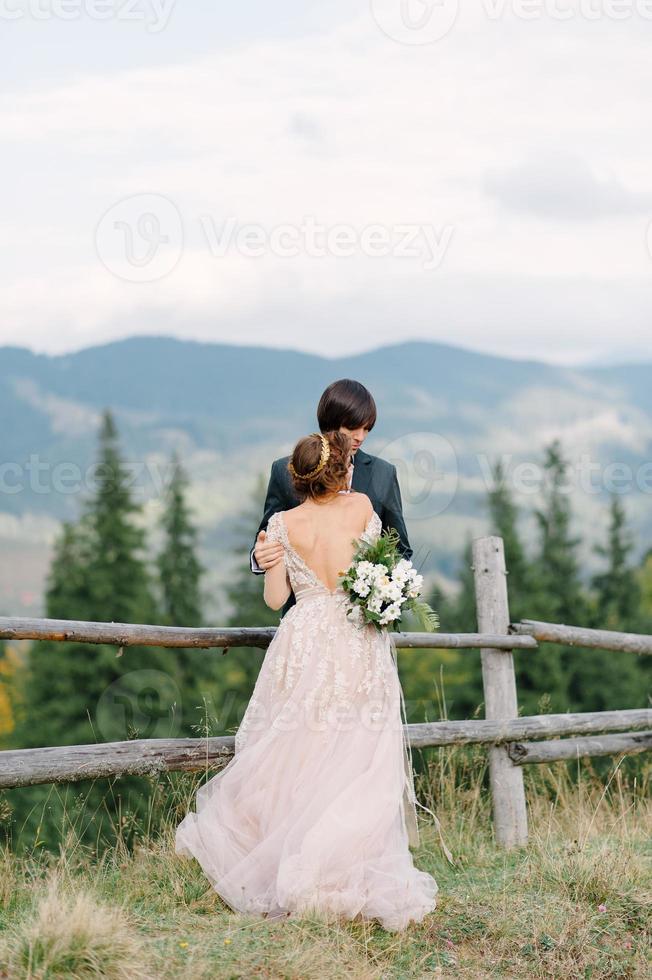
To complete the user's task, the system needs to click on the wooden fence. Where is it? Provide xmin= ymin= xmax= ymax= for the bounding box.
xmin=1 ymin=535 xmax=650 ymax=848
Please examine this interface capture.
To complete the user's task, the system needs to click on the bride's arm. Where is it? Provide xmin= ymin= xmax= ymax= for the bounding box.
xmin=263 ymin=559 xmax=291 ymax=610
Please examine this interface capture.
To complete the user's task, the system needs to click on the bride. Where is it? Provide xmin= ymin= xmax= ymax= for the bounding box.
xmin=175 ymin=430 xmax=439 ymax=931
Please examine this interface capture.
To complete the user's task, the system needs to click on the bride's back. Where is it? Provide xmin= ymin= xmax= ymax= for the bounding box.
xmin=283 ymin=492 xmax=373 ymax=591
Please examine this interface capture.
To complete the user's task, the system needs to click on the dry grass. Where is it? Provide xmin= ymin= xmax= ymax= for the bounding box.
xmin=0 ymin=752 xmax=650 ymax=979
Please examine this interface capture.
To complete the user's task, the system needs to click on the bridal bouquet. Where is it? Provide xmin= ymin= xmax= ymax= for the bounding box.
xmin=339 ymin=527 xmax=440 ymax=633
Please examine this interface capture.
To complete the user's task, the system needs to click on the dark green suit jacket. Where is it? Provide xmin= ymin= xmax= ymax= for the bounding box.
xmin=250 ymin=448 xmax=412 ymax=618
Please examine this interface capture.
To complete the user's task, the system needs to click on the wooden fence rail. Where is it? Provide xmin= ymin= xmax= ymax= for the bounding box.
xmin=510 ymin=619 xmax=652 ymax=655
xmin=0 ymin=617 xmax=537 ymax=652
xmin=1 ymin=710 xmax=651 ymax=789
xmin=1 ymin=534 xmax=650 ymax=849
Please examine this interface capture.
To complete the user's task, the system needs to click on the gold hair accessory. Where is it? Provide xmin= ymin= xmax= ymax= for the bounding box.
xmin=288 ymin=433 xmax=330 ymax=480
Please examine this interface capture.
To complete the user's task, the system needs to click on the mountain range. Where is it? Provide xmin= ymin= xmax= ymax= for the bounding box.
xmin=1 ymin=335 xmax=651 ymax=619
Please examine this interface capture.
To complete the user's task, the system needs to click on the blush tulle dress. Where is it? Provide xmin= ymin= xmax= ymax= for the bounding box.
xmin=175 ymin=509 xmax=439 ymax=931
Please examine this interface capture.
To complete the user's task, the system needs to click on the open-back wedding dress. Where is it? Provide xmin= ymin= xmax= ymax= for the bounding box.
xmin=175 ymin=508 xmax=439 ymax=931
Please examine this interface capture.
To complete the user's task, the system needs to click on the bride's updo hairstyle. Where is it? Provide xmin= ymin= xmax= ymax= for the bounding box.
xmin=288 ymin=430 xmax=352 ymax=501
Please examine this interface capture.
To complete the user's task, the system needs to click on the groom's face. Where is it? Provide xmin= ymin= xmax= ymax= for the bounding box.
xmin=339 ymin=424 xmax=370 ymax=455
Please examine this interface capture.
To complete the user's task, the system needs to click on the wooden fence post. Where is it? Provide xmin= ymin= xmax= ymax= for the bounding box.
xmin=472 ymin=535 xmax=528 ymax=847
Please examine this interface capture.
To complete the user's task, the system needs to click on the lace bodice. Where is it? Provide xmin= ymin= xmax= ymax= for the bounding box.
xmin=265 ymin=508 xmax=382 ymax=599
xmin=242 ymin=504 xmax=392 ymax=740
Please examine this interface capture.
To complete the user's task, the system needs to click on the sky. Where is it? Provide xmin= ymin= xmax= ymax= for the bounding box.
xmin=1 ymin=0 xmax=652 ymax=366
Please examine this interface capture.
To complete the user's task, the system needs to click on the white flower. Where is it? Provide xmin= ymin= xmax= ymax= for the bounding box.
xmin=352 ymin=578 xmax=371 ymax=597
xmin=377 ymin=581 xmax=402 ymax=603
xmin=367 ymin=595 xmax=383 ymax=614
xmin=379 ymin=601 xmax=402 ymax=626
xmin=392 ymin=559 xmax=412 ymax=585
xmin=410 ymin=573 xmax=423 ymax=595
xmin=355 ymin=560 xmax=375 ymax=580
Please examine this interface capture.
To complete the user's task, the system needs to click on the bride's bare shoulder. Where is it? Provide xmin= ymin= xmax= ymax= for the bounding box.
xmin=346 ymin=491 xmax=374 ymax=520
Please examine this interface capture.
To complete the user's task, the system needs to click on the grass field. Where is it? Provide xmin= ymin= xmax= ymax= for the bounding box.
xmin=0 ymin=748 xmax=650 ymax=979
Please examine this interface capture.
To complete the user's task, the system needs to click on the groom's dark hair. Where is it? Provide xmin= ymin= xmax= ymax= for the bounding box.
xmin=317 ymin=379 xmax=376 ymax=433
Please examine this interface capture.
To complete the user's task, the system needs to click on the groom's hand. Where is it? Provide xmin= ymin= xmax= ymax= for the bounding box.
xmin=255 ymin=530 xmax=284 ymax=570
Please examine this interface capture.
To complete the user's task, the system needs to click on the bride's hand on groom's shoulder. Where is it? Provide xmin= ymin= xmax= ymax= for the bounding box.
xmin=255 ymin=530 xmax=284 ymax=570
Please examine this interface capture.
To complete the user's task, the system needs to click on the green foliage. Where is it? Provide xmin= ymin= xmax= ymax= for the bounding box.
xmin=221 ymin=475 xmax=281 ymax=736
xmin=414 ymin=535 xmax=485 ymax=722
xmin=579 ymin=494 xmax=650 ymax=711
xmin=8 ymin=411 xmax=189 ymax=853
xmin=433 ymin=439 xmax=651 ymax=720
xmin=155 ymin=451 xmax=217 ymax=737
xmin=409 ymin=597 xmax=441 ymax=633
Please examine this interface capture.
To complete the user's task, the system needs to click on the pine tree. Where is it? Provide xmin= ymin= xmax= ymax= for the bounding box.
xmin=585 ymin=495 xmax=648 ymax=710
xmin=11 ymin=410 xmax=179 ymax=852
xmin=591 ymin=495 xmax=640 ymax=628
xmin=487 ymin=457 xmax=561 ymax=712
xmin=487 ymin=458 xmax=530 ymax=602
xmin=533 ymin=440 xmax=587 ymax=624
xmin=634 ymin=547 xmax=652 ymax=709
xmin=531 ymin=439 xmax=590 ymax=711
xmin=82 ymin=411 xmax=158 ymax=627
xmin=12 ymin=519 xmax=98 ymax=752
xmin=156 ymin=450 xmax=215 ymax=736
xmin=413 ymin=534 xmax=484 ymax=721
xmin=636 ymin=547 xmax=652 ymax=631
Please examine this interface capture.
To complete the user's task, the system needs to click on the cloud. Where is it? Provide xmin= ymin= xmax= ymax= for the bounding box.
xmin=1 ymin=5 xmax=652 ymax=364
xmin=484 ymin=149 xmax=652 ymax=220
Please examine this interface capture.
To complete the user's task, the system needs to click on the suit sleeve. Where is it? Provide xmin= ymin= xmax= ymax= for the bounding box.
xmin=250 ymin=460 xmax=287 ymax=575
xmin=382 ymin=464 xmax=413 ymax=561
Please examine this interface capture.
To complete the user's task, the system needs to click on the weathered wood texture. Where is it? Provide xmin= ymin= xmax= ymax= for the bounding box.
xmin=2 ymin=711 xmax=651 ymax=788
xmin=508 ymin=730 xmax=652 ymax=765
xmin=510 ymin=619 xmax=652 ymax=655
xmin=0 ymin=616 xmax=537 ymax=651
xmin=0 ymin=737 xmax=236 ymax=788
xmin=472 ymin=536 xmax=528 ymax=848
xmin=407 ymin=709 xmax=652 ymax=748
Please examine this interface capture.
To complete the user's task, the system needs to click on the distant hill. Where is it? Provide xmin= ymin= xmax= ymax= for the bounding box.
xmin=1 ymin=335 xmax=651 ymax=618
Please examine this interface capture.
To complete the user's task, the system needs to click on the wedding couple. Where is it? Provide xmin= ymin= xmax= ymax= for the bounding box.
xmin=175 ymin=379 xmax=439 ymax=931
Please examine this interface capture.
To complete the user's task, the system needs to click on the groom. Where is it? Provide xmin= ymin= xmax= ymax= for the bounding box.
xmin=250 ymin=378 xmax=412 ymax=618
